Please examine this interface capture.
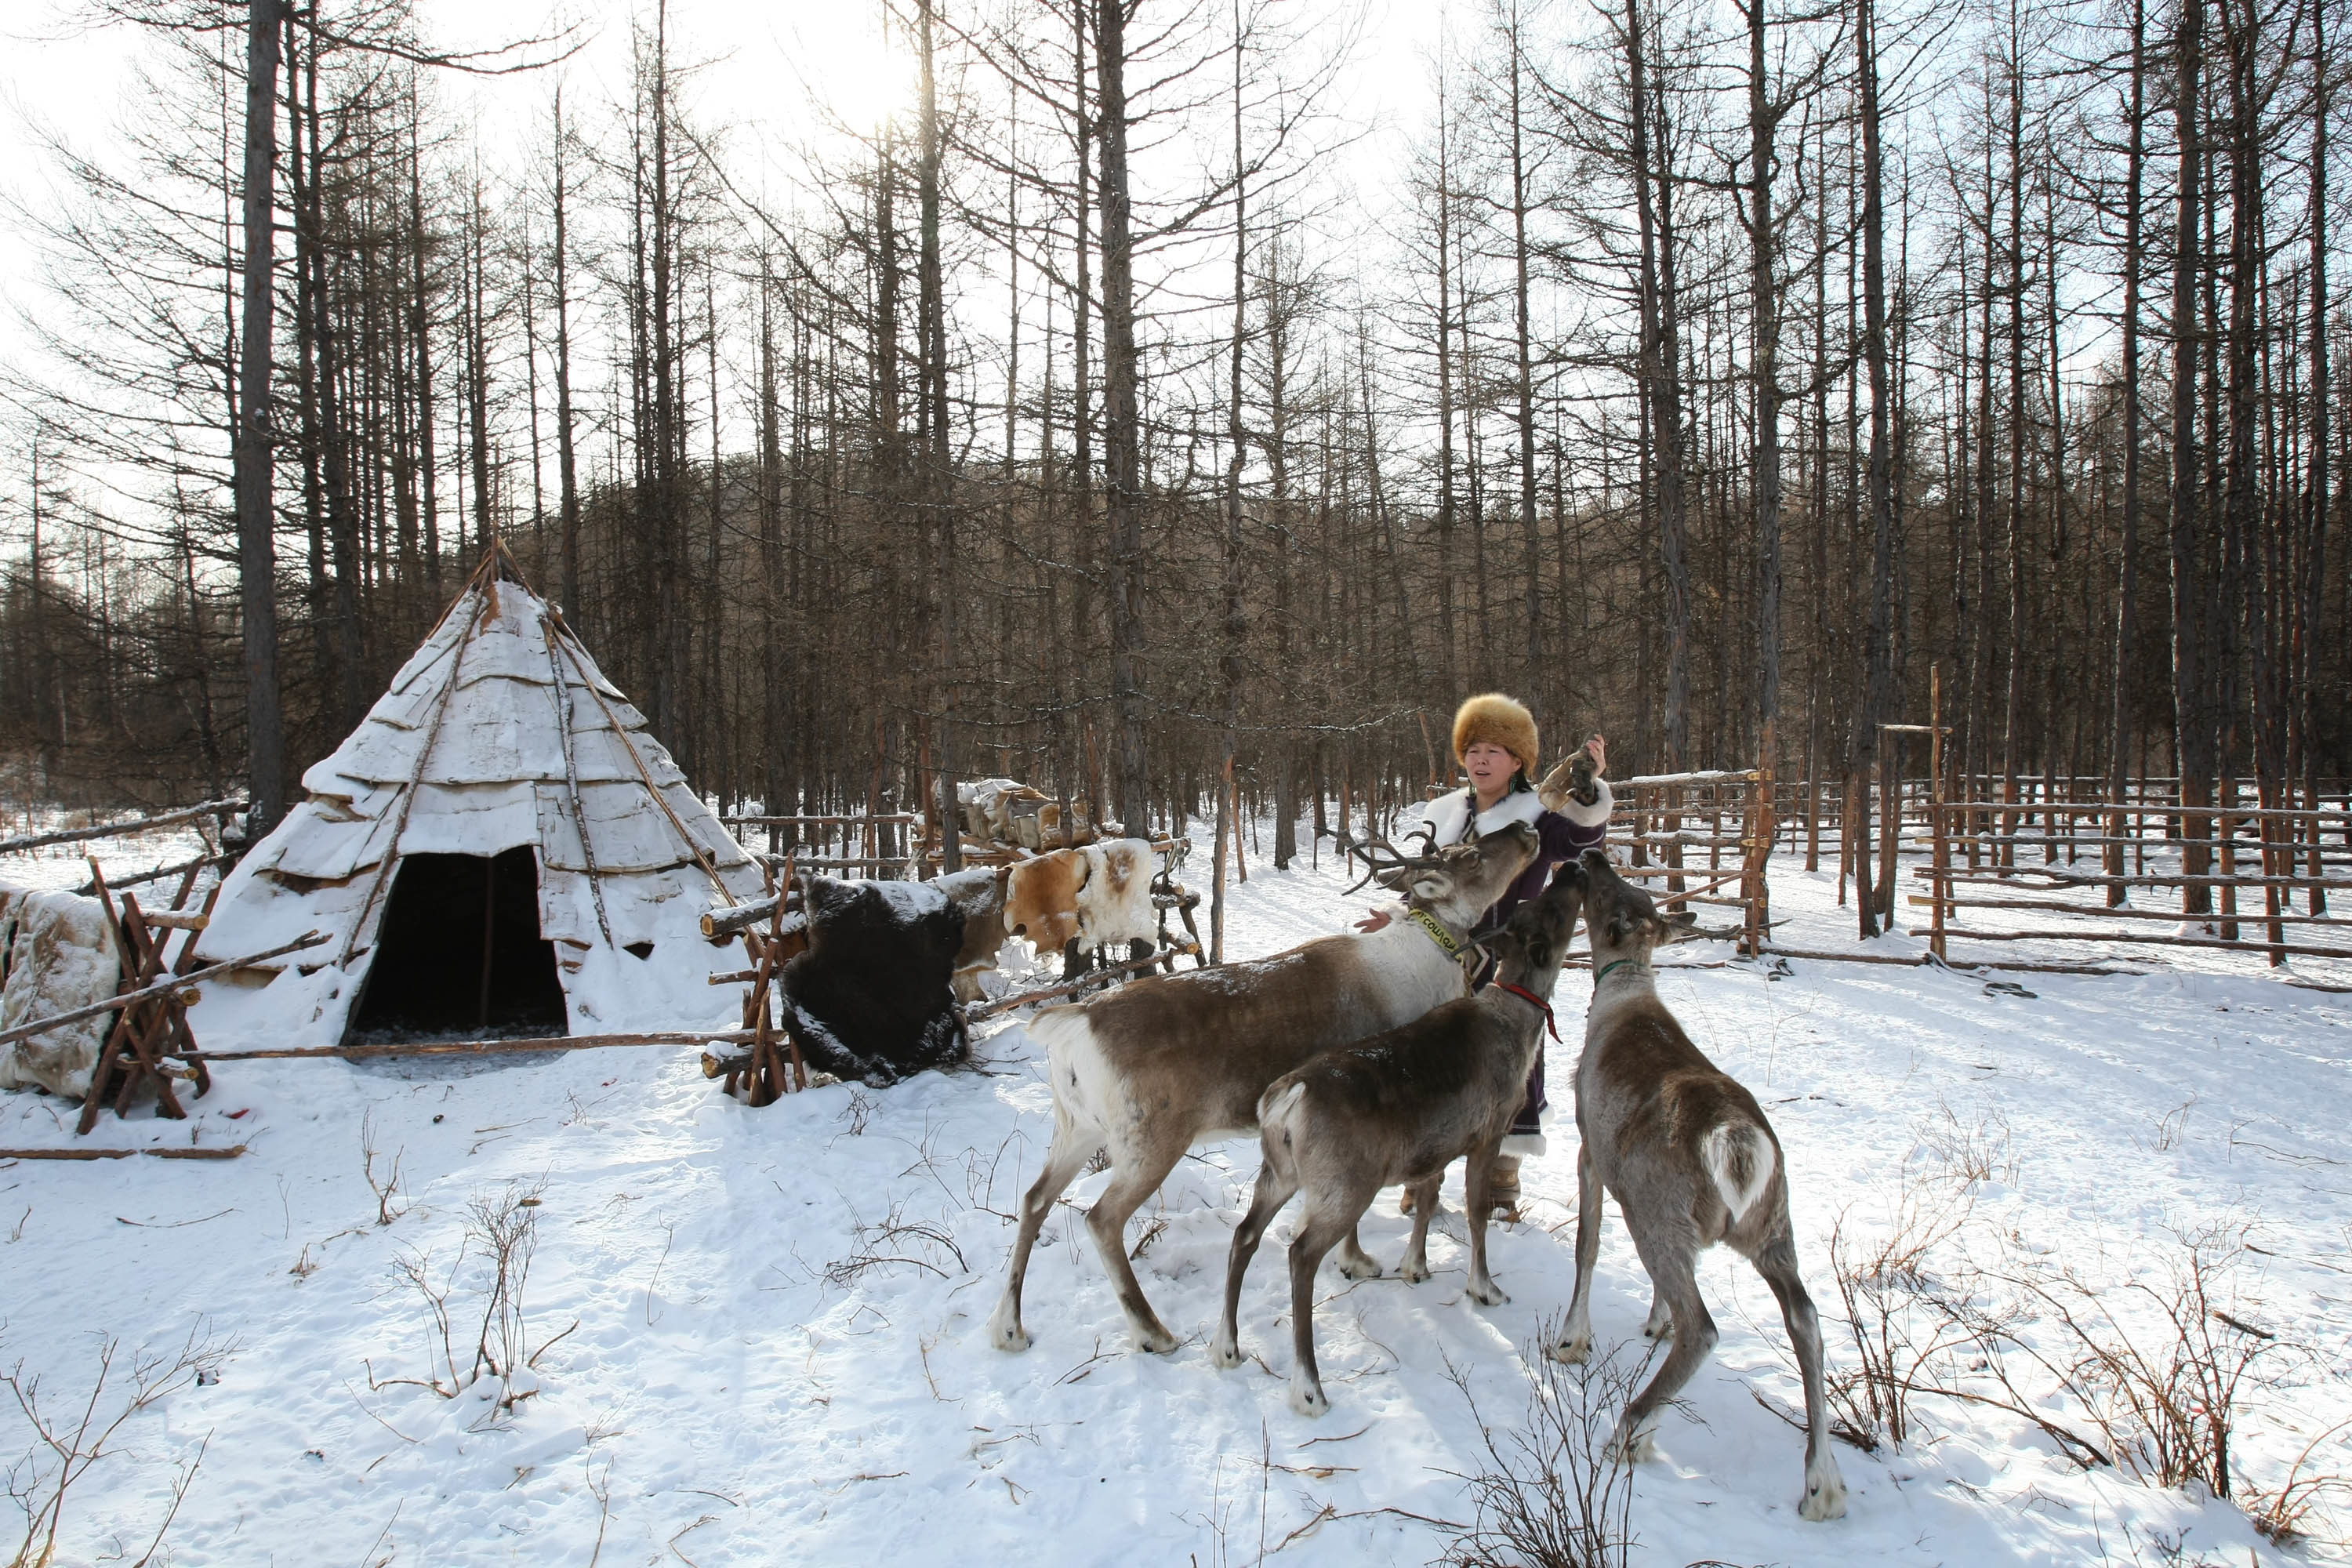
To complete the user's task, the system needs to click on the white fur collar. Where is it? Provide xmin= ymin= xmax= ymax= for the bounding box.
xmin=1420 ymin=786 xmax=1544 ymax=848
xmin=1556 ymin=776 xmax=1613 ymax=830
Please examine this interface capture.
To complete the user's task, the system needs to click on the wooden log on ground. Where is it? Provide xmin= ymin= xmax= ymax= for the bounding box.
xmin=962 ymin=949 xmax=1181 ymax=1022
xmin=0 ymin=797 xmax=245 ymax=856
xmin=1912 ymin=926 xmax=2352 ymax=959
xmin=0 ymin=1144 xmax=248 ymax=1162
xmin=0 ymin=1146 xmax=135 ymax=1160
xmin=0 ymin=931 xmax=326 ymax=1050
xmin=1906 ymin=894 xmax=2352 ymax=927
xmin=1758 ymin=944 xmax=2138 ymax=976
xmin=198 ymin=1029 xmax=757 ymax=1062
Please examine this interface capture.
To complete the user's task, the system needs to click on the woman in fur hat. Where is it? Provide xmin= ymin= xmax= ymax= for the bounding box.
xmin=1357 ymin=692 xmax=1612 ymax=1219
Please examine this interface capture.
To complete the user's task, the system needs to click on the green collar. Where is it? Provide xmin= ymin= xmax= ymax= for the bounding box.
xmin=1592 ymin=958 xmax=1646 ymax=987
xmin=1406 ymin=907 xmax=1465 ymax=958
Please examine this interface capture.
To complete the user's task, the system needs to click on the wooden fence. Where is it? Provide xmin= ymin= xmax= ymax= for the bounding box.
xmin=1905 ymin=795 xmax=2352 ymax=971
xmin=1616 ymin=769 xmax=1773 ymax=953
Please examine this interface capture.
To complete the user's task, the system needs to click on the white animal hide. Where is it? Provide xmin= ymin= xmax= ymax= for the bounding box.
xmin=0 ymin=885 xmax=126 ymax=1099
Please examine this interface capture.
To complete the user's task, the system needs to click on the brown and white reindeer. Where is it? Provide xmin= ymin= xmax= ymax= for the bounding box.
xmin=1211 ymin=865 xmax=1586 ymax=1417
xmin=987 ymin=822 xmax=1541 ymax=1356
xmin=1548 ymin=849 xmax=1848 ymax=1522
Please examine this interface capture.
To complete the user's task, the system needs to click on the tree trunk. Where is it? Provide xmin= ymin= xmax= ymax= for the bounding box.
xmin=1096 ymin=0 xmax=1149 ymax=829
xmin=1855 ymin=0 xmax=1896 ymax=937
xmin=1505 ymin=5 xmax=1545 ymax=715
xmin=2171 ymin=0 xmax=2216 ymax=916
xmin=2304 ymin=0 xmax=2329 ymax=913
xmin=1745 ymin=0 xmax=1784 ymax=928
xmin=553 ymin=90 xmax=583 ymax=616
xmin=1626 ymin=0 xmax=1690 ymax=774
xmin=236 ymin=0 xmax=289 ymax=835
xmin=2108 ymin=0 xmax=2146 ymax=906
xmin=918 ymin=0 xmax=961 ymax=873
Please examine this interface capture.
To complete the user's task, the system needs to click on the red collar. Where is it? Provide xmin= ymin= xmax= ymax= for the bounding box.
xmin=1494 ymin=982 xmax=1559 ymax=1040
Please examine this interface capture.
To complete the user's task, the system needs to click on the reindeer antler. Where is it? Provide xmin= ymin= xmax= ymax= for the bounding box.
xmin=1338 ymin=824 xmax=1444 ymax=896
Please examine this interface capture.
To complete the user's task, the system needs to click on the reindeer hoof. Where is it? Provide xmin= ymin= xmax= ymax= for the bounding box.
xmin=1467 ymin=1280 xmax=1508 ymax=1308
xmin=1548 ymin=1330 xmax=1592 ymax=1365
xmin=1399 ymin=1258 xmax=1431 ymax=1285
xmin=1133 ymin=1324 xmax=1180 ymax=1356
xmin=1604 ymin=1417 xmax=1657 ymax=1466
xmin=1800 ymin=1457 xmax=1849 ymax=1521
xmin=1289 ymin=1378 xmax=1330 ymax=1418
xmin=988 ymin=1303 xmax=1033 ymax=1353
xmin=1210 ymin=1335 xmax=1244 ymax=1370
xmin=1337 ymin=1252 xmax=1382 ymax=1281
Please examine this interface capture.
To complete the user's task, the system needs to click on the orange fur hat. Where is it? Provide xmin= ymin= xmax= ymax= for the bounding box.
xmin=1450 ymin=693 xmax=1541 ymax=778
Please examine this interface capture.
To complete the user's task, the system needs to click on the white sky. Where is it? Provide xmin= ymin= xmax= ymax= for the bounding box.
xmin=0 ymin=0 xmax=1447 ymax=434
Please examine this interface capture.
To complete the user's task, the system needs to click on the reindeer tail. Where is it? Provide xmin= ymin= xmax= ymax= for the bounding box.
xmin=1699 ymin=1121 xmax=1776 ymax=1223
xmin=1258 ymin=1079 xmax=1309 ymax=1183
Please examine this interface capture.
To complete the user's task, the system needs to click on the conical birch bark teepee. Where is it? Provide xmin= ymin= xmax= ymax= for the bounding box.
xmin=192 ymin=548 xmax=763 ymax=1041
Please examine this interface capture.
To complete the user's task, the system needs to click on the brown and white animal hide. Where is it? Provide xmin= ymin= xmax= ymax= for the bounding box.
xmin=1003 ymin=838 xmax=1158 ymax=964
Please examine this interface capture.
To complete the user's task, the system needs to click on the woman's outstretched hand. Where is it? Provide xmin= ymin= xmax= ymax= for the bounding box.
xmin=1354 ymin=908 xmax=1394 ymax=934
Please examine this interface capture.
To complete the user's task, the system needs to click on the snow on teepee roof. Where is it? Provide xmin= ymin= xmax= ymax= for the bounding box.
xmin=193 ymin=547 xmax=764 ymax=1038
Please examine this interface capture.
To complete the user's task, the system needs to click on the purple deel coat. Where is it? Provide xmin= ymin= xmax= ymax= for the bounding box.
xmin=1418 ymin=777 xmax=1615 ymax=1140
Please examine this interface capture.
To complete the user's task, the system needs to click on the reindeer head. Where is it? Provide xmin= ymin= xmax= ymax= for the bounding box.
xmin=1578 ymin=849 xmax=1696 ymax=966
xmin=1374 ymin=820 xmax=1540 ymax=927
xmin=1537 ymin=742 xmax=1602 ymax=812
xmin=1479 ymin=860 xmax=1587 ymax=993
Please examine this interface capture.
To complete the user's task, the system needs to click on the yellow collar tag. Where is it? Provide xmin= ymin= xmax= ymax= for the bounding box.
xmin=1406 ymin=908 xmax=1463 ymax=958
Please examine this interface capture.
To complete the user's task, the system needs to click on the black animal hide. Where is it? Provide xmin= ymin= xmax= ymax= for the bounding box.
xmin=778 ymin=877 xmax=971 ymax=1086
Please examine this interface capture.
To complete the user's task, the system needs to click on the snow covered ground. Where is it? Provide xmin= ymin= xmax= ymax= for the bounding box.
xmin=2 ymin=819 xmax=2349 ymax=1566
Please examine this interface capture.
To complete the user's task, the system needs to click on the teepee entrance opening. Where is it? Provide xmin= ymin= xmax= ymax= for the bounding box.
xmin=347 ymin=846 xmax=568 ymax=1039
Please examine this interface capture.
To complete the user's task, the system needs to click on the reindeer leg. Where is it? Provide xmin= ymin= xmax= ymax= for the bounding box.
xmin=1398 ymin=1178 xmax=1442 ymax=1283
xmin=1084 ymin=1142 xmax=1189 ymax=1355
xmin=989 ymin=1114 xmax=1101 ymax=1352
xmin=1642 ymin=1290 xmax=1677 ymax=1341
xmin=1548 ymin=1145 xmax=1604 ymax=1363
xmin=1461 ymin=1140 xmax=1508 ymax=1306
xmin=1214 ymin=1160 xmax=1297 ymax=1370
xmin=1285 ymin=1207 xmax=1355 ymax=1417
xmin=1606 ymin=1232 xmax=1715 ymax=1464
xmin=1754 ymin=1229 xmax=1849 ymax=1521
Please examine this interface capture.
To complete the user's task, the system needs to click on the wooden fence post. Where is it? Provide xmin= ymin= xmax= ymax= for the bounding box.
xmin=1930 ymin=666 xmax=1948 ymax=963
xmin=1877 ymin=742 xmax=1899 ymax=927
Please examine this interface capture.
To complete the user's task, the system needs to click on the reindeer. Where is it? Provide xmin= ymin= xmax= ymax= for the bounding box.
xmin=987 ymin=822 xmax=1541 ymax=1356
xmin=1548 ymin=849 xmax=1848 ymax=1522
xmin=1211 ymin=865 xmax=1586 ymax=1417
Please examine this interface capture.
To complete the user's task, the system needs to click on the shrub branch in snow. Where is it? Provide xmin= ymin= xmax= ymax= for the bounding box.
xmin=368 ymin=1179 xmax=550 ymax=1422
xmin=1996 ymin=1220 xmax=2274 ymax=1500
xmin=360 ymin=1108 xmax=407 ymax=1228
xmin=3 ymin=1325 xmax=228 ymax=1568
xmin=1436 ymin=1327 xmax=1645 ymax=1568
